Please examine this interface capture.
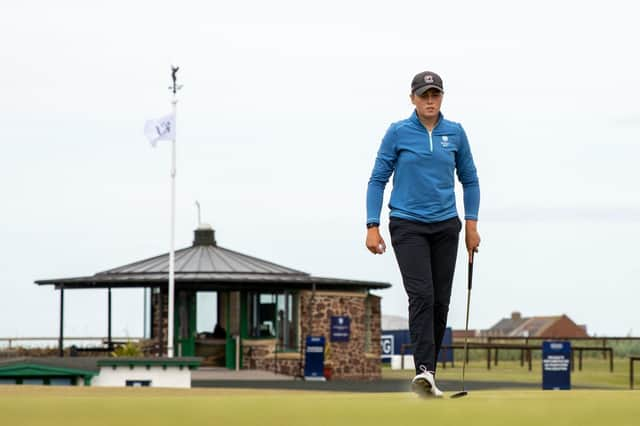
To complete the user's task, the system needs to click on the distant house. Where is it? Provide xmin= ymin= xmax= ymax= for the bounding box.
xmin=485 ymin=311 xmax=588 ymax=338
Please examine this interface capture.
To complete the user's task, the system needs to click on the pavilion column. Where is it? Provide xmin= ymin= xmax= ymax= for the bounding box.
xmin=283 ymin=290 xmax=290 ymax=348
xmin=58 ymin=285 xmax=64 ymax=357
xmin=157 ymin=287 xmax=163 ymax=356
xmin=143 ymin=288 xmax=148 ymax=339
xmin=107 ymin=287 xmax=113 ymax=351
xmin=307 ymin=282 xmax=316 ymax=337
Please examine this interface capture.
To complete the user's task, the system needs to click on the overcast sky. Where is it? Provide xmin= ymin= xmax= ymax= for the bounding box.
xmin=1 ymin=1 xmax=639 ymax=342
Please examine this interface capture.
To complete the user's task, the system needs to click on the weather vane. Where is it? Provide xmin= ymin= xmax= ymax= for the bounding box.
xmin=169 ymin=65 xmax=183 ymax=95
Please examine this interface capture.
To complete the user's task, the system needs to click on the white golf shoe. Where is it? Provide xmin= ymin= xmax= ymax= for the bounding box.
xmin=411 ymin=366 xmax=444 ymax=398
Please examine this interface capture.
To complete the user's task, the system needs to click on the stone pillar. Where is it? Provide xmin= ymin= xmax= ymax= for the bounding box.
xmin=228 ymin=291 xmax=241 ymax=337
xmin=151 ymin=289 xmax=168 ymax=355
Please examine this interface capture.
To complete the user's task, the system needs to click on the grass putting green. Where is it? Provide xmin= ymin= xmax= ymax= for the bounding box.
xmin=1 ymin=386 xmax=639 ymax=426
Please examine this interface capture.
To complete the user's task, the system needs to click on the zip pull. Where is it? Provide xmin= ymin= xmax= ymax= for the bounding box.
xmin=427 ymin=129 xmax=433 ymax=152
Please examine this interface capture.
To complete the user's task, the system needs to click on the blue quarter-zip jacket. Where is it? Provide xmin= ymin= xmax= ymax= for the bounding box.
xmin=366 ymin=111 xmax=480 ymax=224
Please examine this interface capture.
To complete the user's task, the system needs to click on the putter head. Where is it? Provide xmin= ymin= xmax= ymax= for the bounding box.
xmin=450 ymin=391 xmax=468 ymax=399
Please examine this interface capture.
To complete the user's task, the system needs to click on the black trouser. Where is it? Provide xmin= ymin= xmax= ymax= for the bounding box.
xmin=389 ymin=216 xmax=461 ymax=375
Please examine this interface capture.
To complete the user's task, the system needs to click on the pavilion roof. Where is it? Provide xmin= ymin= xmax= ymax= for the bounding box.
xmin=35 ymin=226 xmax=391 ymax=291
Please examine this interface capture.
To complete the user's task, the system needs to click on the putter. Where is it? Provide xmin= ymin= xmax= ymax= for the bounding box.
xmin=451 ymin=252 xmax=474 ymax=399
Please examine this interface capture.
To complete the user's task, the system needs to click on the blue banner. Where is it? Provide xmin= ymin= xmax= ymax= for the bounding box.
xmin=380 ymin=329 xmax=411 ymax=363
xmin=542 ymin=341 xmax=571 ymax=390
xmin=381 ymin=327 xmax=453 ymax=364
xmin=330 ymin=316 xmax=350 ymax=342
xmin=437 ymin=327 xmax=453 ymax=363
xmin=304 ymin=336 xmax=325 ymax=380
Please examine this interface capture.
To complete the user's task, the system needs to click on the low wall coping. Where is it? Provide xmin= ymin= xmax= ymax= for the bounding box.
xmin=97 ymin=357 xmax=202 ymax=370
xmin=241 ymin=339 xmax=277 ymax=346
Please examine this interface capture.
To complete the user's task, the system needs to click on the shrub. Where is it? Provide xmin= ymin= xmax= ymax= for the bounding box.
xmin=111 ymin=341 xmax=143 ymax=357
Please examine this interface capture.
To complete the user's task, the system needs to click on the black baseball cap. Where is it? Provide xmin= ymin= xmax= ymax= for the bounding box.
xmin=411 ymin=71 xmax=444 ymax=95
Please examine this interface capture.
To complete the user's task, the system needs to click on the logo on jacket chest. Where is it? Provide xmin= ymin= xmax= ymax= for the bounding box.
xmin=440 ymin=135 xmax=450 ymax=147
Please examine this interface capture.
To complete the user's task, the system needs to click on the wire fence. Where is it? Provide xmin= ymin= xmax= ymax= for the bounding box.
xmin=0 ymin=337 xmax=144 ymax=352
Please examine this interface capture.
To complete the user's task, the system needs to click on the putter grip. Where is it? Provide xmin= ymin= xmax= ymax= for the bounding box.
xmin=468 ymin=259 xmax=473 ymax=290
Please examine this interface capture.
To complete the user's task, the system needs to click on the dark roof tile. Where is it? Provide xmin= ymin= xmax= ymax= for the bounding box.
xmin=35 ymin=228 xmax=391 ymax=291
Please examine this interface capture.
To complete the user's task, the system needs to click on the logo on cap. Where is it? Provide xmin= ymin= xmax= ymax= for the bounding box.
xmin=424 ymin=75 xmax=434 ymax=83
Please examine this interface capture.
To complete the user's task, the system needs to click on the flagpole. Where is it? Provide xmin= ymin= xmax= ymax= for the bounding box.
xmin=167 ymin=66 xmax=181 ymax=358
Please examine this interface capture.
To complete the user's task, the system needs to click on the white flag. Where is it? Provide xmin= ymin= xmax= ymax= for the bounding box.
xmin=144 ymin=114 xmax=175 ymax=147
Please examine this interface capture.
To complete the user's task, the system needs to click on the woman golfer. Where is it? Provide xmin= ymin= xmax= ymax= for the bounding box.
xmin=366 ymin=71 xmax=480 ymax=397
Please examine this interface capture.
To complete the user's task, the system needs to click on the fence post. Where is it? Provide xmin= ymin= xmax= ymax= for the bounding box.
xmin=571 ymin=348 xmax=575 ymax=372
xmin=579 ymin=349 xmax=583 ymax=371
xmin=609 ymin=349 xmax=613 ymax=373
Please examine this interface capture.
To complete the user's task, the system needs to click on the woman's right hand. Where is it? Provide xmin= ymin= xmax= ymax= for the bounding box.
xmin=366 ymin=227 xmax=387 ymax=254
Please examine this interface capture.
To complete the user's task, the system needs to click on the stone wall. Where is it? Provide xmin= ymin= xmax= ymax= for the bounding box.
xmin=242 ymin=339 xmax=275 ymax=369
xmin=241 ymin=339 xmax=303 ymax=377
xmin=299 ymin=290 xmax=381 ymax=380
xmin=150 ymin=288 xmax=383 ymax=379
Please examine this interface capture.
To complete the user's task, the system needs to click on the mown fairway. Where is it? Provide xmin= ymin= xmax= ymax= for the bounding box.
xmin=1 ymin=386 xmax=639 ymax=426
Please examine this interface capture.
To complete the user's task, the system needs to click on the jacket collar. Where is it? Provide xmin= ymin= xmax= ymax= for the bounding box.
xmin=410 ymin=110 xmax=444 ymax=132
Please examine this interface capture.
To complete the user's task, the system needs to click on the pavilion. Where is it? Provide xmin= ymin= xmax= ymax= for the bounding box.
xmin=35 ymin=224 xmax=391 ymax=379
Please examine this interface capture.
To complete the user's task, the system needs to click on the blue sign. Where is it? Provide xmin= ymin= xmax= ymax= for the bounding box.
xmin=304 ymin=336 xmax=325 ymax=380
xmin=437 ymin=327 xmax=453 ymax=363
xmin=542 ymin=341 xmax=571 ymax=390
xmin=330 ymin=316 xmax=351 ymax=342
xmin=381 ymin=335 xmax=394 ymax=359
